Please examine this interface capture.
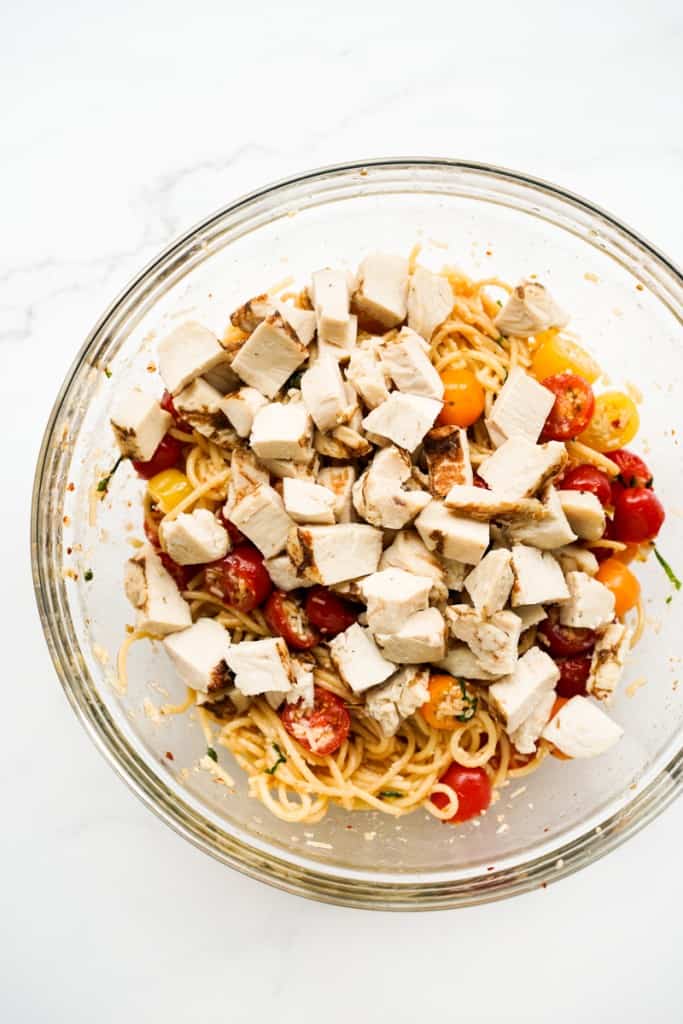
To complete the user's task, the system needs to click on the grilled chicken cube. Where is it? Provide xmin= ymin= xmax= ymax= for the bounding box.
xmin=509 ymin=689 xmax=556 ymax=754
xmin=124 ymin=545 xmax=192 ymax=636
xmin=163 ymin=618 xmax=232 ymax=694
xmin=352 ymin=252 xmax=409 ymax=329
xmin=407 ymin=266 xmax=454 ymax=341
xmin=110 ymin=389 xmax=171 ymax=462
xmin=555 ymin=544 xmax=600 ymax=576
xmin=488 ymin=646 xmax=560 ymax=732
xmin=159 ymin=508 xmax=229 ymax=566
xmin=158 ymin=321 xmax=232 ymax=396
xmin=446 ymin=606 xmax=522 ymax=676
xmin=463 ymin=549 xmax=514 ymax=617
xmin=541 ymin=695 xmax=623 ymax=758
xmin=226 ymin=637 xmax=294 ymax=696
xmin=443 ymin=484 xmax=544 ymax=521
xmin=310 ymin=268 xmax=353 ymax=344
xmin=361 ymin=568 xmax=433 ymax=634
xmin=250 ymin=400 xmax=313 ymax=463
xmin=380 ymin=327 xmax=444 ymax=400
xmin=361 ymin=393 xmax=442 ymax=453
xmin=559 ymin=571 xmax=615 ymax=630
xmin=502 ymin=486 xmax=577 ymax=549
xmin=352 ymin=446 xmax=430 ymax=529
xmin=379 ymin=529 xmax=447 ymax=602
xmin=494 ymin=280 xmax=569 ymax=338
xmin=375 ymin=607 xmax=447 ymax=664
xmin=231 ymin=312 xmax=309 ymax=398
xmin=329 ymin=623 xmax=396 ymax=693
xmin=557 ymin=490 xmax=606 ymax=542
xmin=424 ymin=425 xmax=473 ymax=498
xmin=301 ymin=353 xmax=350 ymax=431
xmin=345 ymin=338 xmax=391 ymax=410
xmin=365 ymin=666 xmax=430 ymax=737
xmin=435 ymin=645 xmax=502 ymax=682
xmin=174 ymin=378 xmax=238 ymax=449
xmin=222 ymin=387 xmax=268 ymax=438
xmin=510 ymin=544 xmax=570 ymax=606
xmin=282 ymin=478 xmax=337 ymax=525
xmin=287 ymin=523 xmax=383 ymax=585
xmin=478 ymin=437 xmax=567 ymax=498
xmin=587 ymin=622 xmax=632 ymax=702
xmin=415 ymin=500 xmax=489 ymax=565
xmin=485 ymin=367 xmax=555 ymax=447
xmin=317 ymin=465 xmax=356 ymax=523
xmin=230 ymin=483 xmax=294 ymax=558
xmin=263 ymin=553 xmax=313 ymax=592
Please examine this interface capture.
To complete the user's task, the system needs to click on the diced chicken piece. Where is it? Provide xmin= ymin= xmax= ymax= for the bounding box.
xmin=509 ymin=690 xmax=556 ymax=755
xmin=158 ymin=321 xmax=231 ymax=396
xmin=250 ymin=400 xmax=312 ymax=463
xmin=478 ymin=437 xmax=567 ymax=498
xmin=555 ymin=544 xmax=600 ymax=576
xmin=329 ymin=578 xmax=367 ymax=602
xmin=317 ymin=318 xmax=358 ymax=361
xmin=557 ymin=490 xmax=606 ymax=542
xmin=318 ymin=466 xmax=356 ymax=523
xmin=230 ymin=293 xmax=274 ymax=333
xmin=494 ymin=280 xmax=569 ymax=338
xmin=415 ymin=500 xmax=489 ymax=565
xmin=361 ymin=568 xmax=433 ymax=634
xmin=514 ymin=604 xmax=548 ymax=630
xmin=352 ymin=446 xmax=430 ymax=530
xmin=197 ymin=686 xmax=250 ymax=713
xmin=464 ymin=549 xmax=514 ymax=617
xmin=435 ymin=645 xmax=502 ymax=681
xmin=174 ymin=378 xmax=238 ymax=449
xmin=288 ymin=523 xmax=382 ymax=585
xmin=503 ymin=486 xmax=577 ymax=549
xmin=276 ymin=303 xmax=317 ymax=346
xmin=444 ymin=485 xmax=544 ymax=522
xmin=283 ymin=654 xmax=315 ymax=709
xmin=541 ymin=695 xmax=623 ymax=758
xmin=484 ymin=367 xmax=555 ymax=447
xmin=510 ymin=544 xmax=569 ymax=606
xmin=407 ymin=266 xmax=454 ymax=341
xmin=379 ymin=529 xmax=447 ymax=602
xmin=163 ymin=618 xmax=232 ymax=694
xmin=226 ymin=637 xmax=294 ymax=696
xmin=424 ymin=426 xmax=473 ymax=498
xmin=446 ymin=606 xmax=522 ymax=676
xmin=310 ymin=268 xmax=353 ymax=344
xmin=282 ymin=478 xmax=336 ymax=525
xmin=351 ymin=251 xmax=408 ymax=329
xmin=376 ymin=607 xmax=446 ymax=664
xmin=362 ymin=393 xmax=442 ymax=453
xmin=588 ymin=623 xmax=632 ymax=702
xmin=230 ymin=483 xmax=293 ymax=558
xmin=365 ymin=666 xmax=430 ymax=737
xmin=327 ymin=424 xmax=372 ymax=459
xmin=261 ymin=457 xmax=318 ymax=481
xmin=380 ymin=327 xmax=444 ymax=400
xmin=231 ymin=313 xmax=308 ymax=398
xmin=221 ymin=387 xmax=268 ymax=438
xmin=110 ymin=389 xmax=172 ymax=461
xmin=301 ymin=354 xmax=350 ymax=431
xmin=223 ymin=447 xmax=269 ymax=517
xmin=159 ymin=509 xmax=229 ymax=566
xmin=124 ymin=545 xmax=192 ymax=636
xmin=559 ymin=571 xmax=615 ymax=630
xmin=329 ymin=623 xmax=396 ymax=693
xmin=488 ymin=646 xmax=560 ymax=732
xmin=264 ymin=553 xmax=314 ymax=592
xmin=345 ymin=339 xmax=391 ymax=410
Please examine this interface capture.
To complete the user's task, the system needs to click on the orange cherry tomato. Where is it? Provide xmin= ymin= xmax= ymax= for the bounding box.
xmin=578 ymin=392 xmax=640 ymax=452
xmin=614 ymin=543 xmax=641 ymax=565
xmin=438 ymin=367 xmax=485 ymax=428
xmin=531 ymin=330 xmax=601 ymax=383
xmin=421 ymin=673 xmax=477 ymax=730
xmin=595 ymin=558 xmax=641 ymax=617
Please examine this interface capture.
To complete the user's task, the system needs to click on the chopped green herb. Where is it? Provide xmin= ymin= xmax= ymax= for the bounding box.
xmin=96 ymin=455 xmax=124 ymax=494
xmin=206 ymin=746 xmax=218 ymax=762
xmin=84 ymin=569 xmax=93 ymax=582
xmin=496 ymin=299 xmax=503 ymax=308
xmin=654 ymin=547 xmax=681 ymax=591
xmin=264 ymin=742 xmax=286 ymax=775
xmin=379 ymin=790 xmax=403 ymax=799
xmin=455 ymin=680 xmax=478 ymax=722
xmin=666 ymin=596 xmax=673 ymax=605
xmin=104 ymin=367 xmax=112 ymax=379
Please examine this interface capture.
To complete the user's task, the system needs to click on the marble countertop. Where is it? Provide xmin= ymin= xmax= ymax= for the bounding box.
xmin=4 ymin=1 xmax=682 ymax=1020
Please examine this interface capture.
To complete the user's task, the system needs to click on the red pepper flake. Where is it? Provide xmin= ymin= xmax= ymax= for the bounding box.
xmin=146 ymin=362 xmax=157 ymax=373
xmin=67 ymin=482 xmax=75 ymax=492
xmin=165 ymin=751 xmax=174 ymax=761
xmin=66 ymin=547 xmax=73 ymax=555
xmin=63 ymin=515 xmax=71 ymax=526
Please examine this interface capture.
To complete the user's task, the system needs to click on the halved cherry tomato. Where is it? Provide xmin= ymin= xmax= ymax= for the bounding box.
xmin=430 ymin=764 xmax=492 ymax=823
xmin=556 ymin=656 xmax=591 ymax=699
xmin=160 ymin=389 xmax=189 ymax=429
xmin=579 ymin=392 xmax=640 ymax=452
xmin=547 ymin=696 xmax=572 ymax=760
xmin=304 ymin=586 xmax=357 ymax=637
xmin=559 ymin=464 xmax=612 ymax=506
xmin=608 ymin=449 xmax=653 ymax=489
xmin=540 ymin=373 xmax=595 ymax=441
xmin=595 ymin=558 xmax=640 ymax=617
xmin=280 ymin=685 xmax=350 ymax=756
xmin=159 ymin=552 xmax=193 ymax=591
xmin=612 ymin=487 xmax=665 ymax=543
xmin=132 ymin=434 xmax=183 ymax=480
xmin=438 ymin=367 xmax=485 ymax=428
xmin=264 ymin=590 xmax=319 ymax=650
xmin=421 ymin=673 xmax=477 ymax=730
xmin=538 ymin=610 xmax=596 ymax=657
xmin=531 ymin=330 xmax=600 ymax=384
xmin=205 ymin=544 xmax=272 ymax=612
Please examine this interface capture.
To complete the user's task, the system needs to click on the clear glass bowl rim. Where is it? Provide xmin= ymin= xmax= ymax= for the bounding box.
xmin=31 ymin=157 xmax=683 ymax=911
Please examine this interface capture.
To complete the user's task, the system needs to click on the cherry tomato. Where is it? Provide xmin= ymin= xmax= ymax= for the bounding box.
xmin=438 ymin=367 xmax=485 ymax=428
xmin=531 ymin=330 xmax=600 ymax=384
xmin=608 ymin=449 xmax=653 ymax=489
xmin=160 ymin=389 xmax=189 ymax=428
xmin=430 ymin=764 xmax=492 ymax=824
xmin=595 ymin=558 xmax=640 ymax=617
xmin=304 ymin=587 xmax=357 ymax=637
xmin=473 ymin=472 xmax=489 ymax=489
xmin=205 ymin=544 xmax=272 ymax=612
xmin=159 ymin=552 xmax=193 ymax=591
xmin=147 ymin=468 xmax=193 ymax=513
xmin=218 ymin=509 xmax=246 ymax=546
xmin=540 ymin=373 xmax=595 ymax=441
xmin=538 ymin=610 xmax=596 ymax=657
xmin=555 ymin=656 xmax=591 ymax=699
xmin=579 ymin=392 xmax=640 ymax=452
xmin=612 ymin=487 xmax=665 ymax=543
xmin=421 ymin=674 xmax=477 ymax=730
xmin=264 ymin=591 xmax=319 ymax=650
xmin=280 ymin=685 xmax=350 ymax=756
xmin=144 ymin=511 xmax=162 ymax=548
xmin=559 ymin=464 xmax=612 ymax=506
xmin=132 ymin=434 xmax=183 ymax=480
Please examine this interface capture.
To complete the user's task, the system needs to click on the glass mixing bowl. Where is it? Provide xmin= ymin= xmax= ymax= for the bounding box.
xmin=32 ymin=160 xmax=683 ymax=910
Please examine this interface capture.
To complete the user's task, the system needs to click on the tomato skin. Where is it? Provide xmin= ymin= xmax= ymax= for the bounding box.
xmin=160 ymin=389 xmax=188 ymax=428
xmin=132 ymin=434 xmax=183 ymax=479
xmin=205 ymin=544 xmax=273 ymax=612
xmin=612 ymin=487 xmax=665 ymax=543
xmin=579 ymin=392 xmax=640 ymax=452
xmin=555 ymin=656 xmax=592 ymax=698
xmin=540 ymin=373 xmax=595 ymax=441
xmin=280 ymin=685 xmax=350 ymax=756
xmin=304 ymin=587 xmax=357 ymax=637
xmin=264 ymin=591 xmax=319 ymax=650
xmin=595 ymin=558 xmax=640 ymax=617
xmin=437 ymin=367 xmax=486 ymax=428
xmin=538 ymin=608 xmax=596 ymax=657
xmin=560 ymin=464 xmax=612 ymax=506
xmin=608 ymin=449 xmax=653 ymax=489
xmin=430 ymin=764 xmax=492 ymax=824
xmin=531 ymin=331 xmax=600 ymax=384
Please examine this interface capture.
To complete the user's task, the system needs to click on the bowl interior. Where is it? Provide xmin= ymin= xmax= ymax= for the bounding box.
xmin=34 ymin=162 xmax=683 ymax=905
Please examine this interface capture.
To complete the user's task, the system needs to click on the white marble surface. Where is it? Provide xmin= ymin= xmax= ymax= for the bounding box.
xmin=3 ymin=1 xmax=683 ymax=1020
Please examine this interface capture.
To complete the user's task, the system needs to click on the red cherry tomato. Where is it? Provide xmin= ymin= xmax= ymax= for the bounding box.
xmin=540 ymin=373 xmax=595 ymax=441
xmin=608 ymin=449 xmax=653 ymax=489
xmin=304 ymin=586 xmax=358 ymax=637
xmin=612 ymin=487 xmax=665 ymax=543
xmin=280 ymin=685 xmax=350 ymax=756
xmin=473 ymin=473 xmax=490 ymax=490
xmin=559 ymin=464 xmax=612 ymax=506
xmin=159 ymin=552 xmax=193 ymax=591
xmin=430 ymin=764 xmax=492 ymax=824
xmin=538 ymin=610 xmax=596 ymax=657
xmin=218 ymin=509 xmax=246 ymax=546
xmin=264 ymin=591 xmax=320 ymax=650
xmin=556 ymin=655 xmax=592 ymax=698
xmin=161 ymin=389 xmax=190 ymax=429
xmin=131 ymin=434 xmax=183 ymax=480
xmin=205 ymin=544 xmax=272 ymax=612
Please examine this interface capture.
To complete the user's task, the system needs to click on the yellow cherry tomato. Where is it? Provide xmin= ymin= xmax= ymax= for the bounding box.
xmin=578 ymin=391 xmax=640 ymax=452
xmin=147 ymin=469 xmax=194 ymax=513
xmin=531 ymin=330 xmax=601 ymax=384
xmin=438 ymin=367 xmax=485 ymax=427
xmin=421 ymin=674 xmax=477 ymax=730
xmin=596 ymin=558 xmax=641 ymax=617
